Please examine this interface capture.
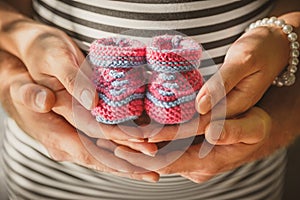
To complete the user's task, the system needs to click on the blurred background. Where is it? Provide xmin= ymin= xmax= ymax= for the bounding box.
xmin=0 ymin=107 xmax=299 ymax=200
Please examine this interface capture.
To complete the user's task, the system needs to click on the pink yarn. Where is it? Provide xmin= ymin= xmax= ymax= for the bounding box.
xmin=148 ymin=70 xmax=203 ymax=101
xmin=145 ymin=35 xmax=204 ymax=124
xmin=89 ymin=37 xmax=146 ymax=124
xmin=94 ymin=67 xmax=145 ymax=101
xmin=89 ymin=35 xmax=204 ymax=125
xmin=144 ymin=100 xmax=197 ymax=124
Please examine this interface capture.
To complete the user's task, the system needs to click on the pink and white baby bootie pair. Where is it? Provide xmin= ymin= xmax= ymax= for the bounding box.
xmin=89 ymin=35 xmax=204 ymax=125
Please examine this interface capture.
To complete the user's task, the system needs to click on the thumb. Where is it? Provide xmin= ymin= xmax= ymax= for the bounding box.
xmin=10 ymin=74 xmax=56 ymax=113
xmin=196 ymin=61 xmax=250 ymax=115
xmin=52 ymin=58 xmax=97 ymax=110
xmin=205 ymin=107 xmax=271 ymax=145
xmin=40 ymin=40 xmax=97 ymax=110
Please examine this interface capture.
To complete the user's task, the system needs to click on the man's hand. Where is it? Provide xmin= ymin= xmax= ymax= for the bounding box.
xmin=0 ymin=10 xmax=150 ymax=141
xmin=0 ymin=50 xmax=159 ymax=182
xmin=114 ymin=107 xmax=274 ymax=183
xmin=114 ymin=66 xmax=300 ymax=183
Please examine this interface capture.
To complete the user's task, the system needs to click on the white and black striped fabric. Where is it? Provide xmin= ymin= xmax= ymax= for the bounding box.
xmin=2 ymin=118 xmax=286 ymax=200
xmin=1 ymin=0 xmax=287 ymax=199
xmin=32 ymin=0 xmax=276 ymax=80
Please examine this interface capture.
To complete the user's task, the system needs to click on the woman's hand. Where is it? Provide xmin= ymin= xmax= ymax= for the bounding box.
xmin=0 ymin=50 xmax=159 ymax=182
xmin=196 ymin=24 xmax=293 ymax=117
xmin=144 ymin=22 xmax=297 ymax=143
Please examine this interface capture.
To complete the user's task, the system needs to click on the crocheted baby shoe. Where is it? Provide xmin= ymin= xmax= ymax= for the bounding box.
xmin=145 ymin=35 xmax=204 ymax=124
xmin=89 ymin=37 xmax=146 ymax=124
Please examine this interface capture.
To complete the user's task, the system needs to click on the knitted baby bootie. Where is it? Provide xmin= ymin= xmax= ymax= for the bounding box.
xmin=145 ymin=35 xmax=204 ymax=124
xmin=89 ymin=37 xmax=146 ymax=124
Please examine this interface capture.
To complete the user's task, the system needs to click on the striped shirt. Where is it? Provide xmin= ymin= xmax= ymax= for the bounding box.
xmin=32 ymin=0 xmax=276 ymax=79
xmin=1 ymin=0 xmax=287 ymax=199
xmin=3 ymin=118 xmax=286 ymax=200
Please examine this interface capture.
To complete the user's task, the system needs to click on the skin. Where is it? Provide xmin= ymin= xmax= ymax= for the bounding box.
xmin=0 ymin=1 xmax=159 ymax=182
xmin=143 ymin=12 xmax=300 ymax=143
xmin=0 ymin=0 xmax=299 ymax=183
xmin=115 ymin=85 xmax=300 ymax=183
xmin=0 ymin=50 xmax=159 ymax=182
xmin=114 ymin=1 xmax=300 ymax=183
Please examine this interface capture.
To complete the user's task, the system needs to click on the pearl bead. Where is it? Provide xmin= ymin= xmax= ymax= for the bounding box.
xmin=283 ymin=25 xmax=293 ymax=34
xmin=275 ymin=19 xmax=285 ymax=27
xmin=281 ymin=71 xmax=290 ymax=80
xmin=276 ymin=81 xmax=284 ymax=87
xmin=291 ymin=49 xmax=300 ymax=57
xmin=247 ymin=16 xmax=298 ymax=87
xmin=288 ymin=32 xmax=298 ymax=42
xmin=255 ymin=20 xmax=262 ymax=27
xmin=261 ymin=18 xmax=269 ymax=25
xmin=284 ymin=73 xmax=296 ymax=86
xmin=289 ymin=57 xmax=299 ymax=66
xmin=288 ymin=65 xmax=298 ymax=73
xmin=269 ymin=16 xmax=277 ymax=23
xmin=249 ymin=23 xmax=256 ymax=30
xmin=268 ymin=17 xmax=277 ymax=25
xmin=291 ymin=41 xmax=300 ymax=49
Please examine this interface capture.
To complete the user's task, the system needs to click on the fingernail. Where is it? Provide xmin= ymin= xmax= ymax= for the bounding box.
xmin=148 ymin=135 xmax=166 ymax=143
xmin=118 ymin=169 xmax=130 ymax=173
xmin=208 ymin=124 xmax=223 ymax=141
xmin=141 ymin=150 xmax=157 ymax=157
xmin=35 ymin=90 xmax=47 ymax=109
xmin=81 ymin=89 xmax=93 ymax=109
xmin=128 ymin=138 xmax=145 ymax=143
xmin=114 ymin=147 xmax=130 ymax=158
xmin=147 ymin=138 xmax=159 ymax=143
xmin=198 ymin=94 xmax=211 ymax=114
xmin=210 ymin=130 xmax=221 ymax=141
xmin=142 ymin=175 xmax=157 ymax=183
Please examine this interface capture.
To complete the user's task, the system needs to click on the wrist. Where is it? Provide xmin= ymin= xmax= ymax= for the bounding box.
xmin=275 ymin=13 xmax=300 ymax=86
xmin=0 ymin=16 xmax=62 ymax=60
xmin=257 ymin=61 xmax=300 ymax=147
xmin=0 ymin=1 xmax=63 ymax=58
xmin=0 ymin=2 xmax=34 ymax=57
xmin=247 ymin=16 xmax=299 ymax=87
xmin=0 ymin=1 xmax=30 ymax=32
xmin=278 ymin=12 xmax=300 ymax=48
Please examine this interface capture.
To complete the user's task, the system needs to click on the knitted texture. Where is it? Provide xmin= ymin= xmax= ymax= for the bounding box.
xmin=145 ymin=35 xmax=204 ymax=124
xmin=90 ymin=37 xmax=146 ymax=124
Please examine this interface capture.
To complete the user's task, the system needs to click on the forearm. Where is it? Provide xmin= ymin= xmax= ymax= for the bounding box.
xmin=0 ymin=1 xmax=34 ymax=57
xmin=0 ymin=1 xmax=28 ymax=32
xmin=258 ymin=61 xmax=300 ymax=148
xmin=1 ymin=0 xmax=33 ymax=17
xmin=255 ymin=0 xmax=300 ymax=147
xmin=0 ymin=1 xmax=62 ymax=63
xmin=0 ymin=3 xmax=28 ymax=106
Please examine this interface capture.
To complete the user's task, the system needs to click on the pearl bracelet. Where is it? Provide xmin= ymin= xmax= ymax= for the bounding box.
xmin=247 ymin=16 xmax=299 ymax=87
